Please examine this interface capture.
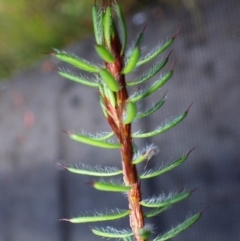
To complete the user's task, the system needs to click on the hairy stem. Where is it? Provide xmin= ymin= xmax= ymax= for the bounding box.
xmin=118 ymin=80 xmax=145 ymax=241
xmin=104 ymin=34 xmax=145 ymax=241
xmin=119 ymin=89 xmax=145 ymax=241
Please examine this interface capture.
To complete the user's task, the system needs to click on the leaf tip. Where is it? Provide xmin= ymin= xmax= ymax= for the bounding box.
xmin=190 ymin=187 xmax=198 ymax=194
xmin=62 ymin=130 xmax=71 ymax=136
xmin=186 ymin=102 xmax=194 ymax=113
xmin=187 ymin=147 xmax=196 ymax=157
xmin=200 ymin=206 xmax=210 ymax=215
xmin=57 ymin=163 xmax=68 ymax=169
xmin=59 ymin=218 xmax=71 ymax=222
xmin=173 ymin=27 xmax=181 ymax=39
xmin=163 ymin=90 xmax=168 ymax=99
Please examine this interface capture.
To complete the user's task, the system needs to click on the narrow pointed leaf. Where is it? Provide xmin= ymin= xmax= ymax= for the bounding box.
xmin=132 ymin=107 xmax=190 ymax=138
xmin=136 ymin=95 xmax=166 ymax=119
xmin=140 ymin=149 xmax=194 ymax=179
xmin=95 ymin=44 xmax=115 ymax=63
xmin=99 ymin=68 xmax=120 ymax=92
xmin=92 ymin=4 xmax=103 ymax=44
xmin=129 ymin=70 xmax=173 ymax=103
xmin=60 ymin=209 xmax=130 ymax=223
xmin=68 ymin=132 xmax=121 ymax=148
xmin=100 ymin=97 xmax=108 ymax=117
xmin=134 ymin=25 xmax=146 ymax=47
xmin=153 ymin=211 xmax=203 ymax=241
xmin=145 ymin=205 xmax=172 ymax=218
xmin=122 ymin=47 xmax=141 ymax=74
xmin=113 ymin=2 xmax=127 ymax=55
xmin=103 ymin=84 xmax=117 ymax=106
xmin=58 ymin=163 xmax=122 ymax=177
xmin=53 ymin=49 xmax=99 ymax=73
xmin=123 ymin=101 xmax=137 ymax=124
xmin=92 ymin=226 xmax=133 ymax=238
xmin=137 ymin=36 xmax=175 ymax=66
xmin=140 ymin=190 xmax=192 ymax=208
xmin=92 ymin=131 xmax=114 ymax=141
xmin=103 ymin=5 xmax=112 ymax=48
xmin=93 ymin=181 xmax=131 ymax=192
xmin=58 ymin=69 xmax=98 ymax=88
xmin=132 ymin=144 xmax=159 ymax=165
xmin=127 ymin=54 xmax=171 ymax=86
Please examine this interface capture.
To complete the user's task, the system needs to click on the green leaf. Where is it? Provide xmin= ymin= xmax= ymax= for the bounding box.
xmin=92 ymin=226 xmax=133 ymax=238
xmin=58 ymin=163 xmax=123 ymax=177
xmin=139 ymin=225 xmax=153 ymax=239
xmin=93 ymin=180 xmax=131 ymax=192
xmin=140 ymin=148 xmax=194 ymax=179
xmin=140 ymin=190 xmax=192 ymax=208
xmin=137 ymin=30 xmax=178 ymax=66
xmin=113 ymin=2 xmax=127 ymax=55
xmin=103 ymin=5 xmax=112 ymax=48
xmin=100 ymin=97 xmax=108 ymax=117
xmin=95 ymin=44 xmax=115 ymax=63
xmin=99 ymin=68 xmax=120 ymax=92
xmin=58 ymin=69 xmax=98 ymax=88
xmin=60 ymin=209 xmax=130 ymax=223
xmin=145 ymin=205 xmax=172 ymax=218
xmin=53 ymin=49 xmax=99 ymax=73
xmin=68 ymin=132 xmax=121 ymax=149
xmin=123 ymin=101 xmax=137 ymax=124
xmin=127 ymin=52 xmax=171 ymax=86
xmin=153 ymin=210 xmax=204 ymax=241
xmin=104 ymin=85 xmax=117 ymax=107
xmin=136 ymin=93 xmax=166 ymax=119
xmin=132 ymin=144 xmax=159 ymax=165
xmin=122 ymin=46 xmax=141 ymax=74
xmin=134 ymin=25 xmax=146 ymax=48
xmin=91 ymin=131 xmax=115 ymax=141
xmin=129 ymin=70 xmax=173 ymax=103
xmin=92 ymin=3 xmax=103 ymax=45
xmin=132 ymin=105 xmax=192 ymax=138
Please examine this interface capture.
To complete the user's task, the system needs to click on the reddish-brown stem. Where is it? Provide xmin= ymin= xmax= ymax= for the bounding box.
xmin=120 ymin=121 xmax=145 ymax=241
xmin=103 ymin=32 xmax=146 ymax=241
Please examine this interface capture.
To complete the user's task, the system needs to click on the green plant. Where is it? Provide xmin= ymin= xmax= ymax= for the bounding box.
xmin=54 ymin=1 xmax=204 ymax=240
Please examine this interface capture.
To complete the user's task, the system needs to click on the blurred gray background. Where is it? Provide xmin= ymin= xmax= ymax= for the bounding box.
xmin=0 ymin=0 xmax=240 ymax=240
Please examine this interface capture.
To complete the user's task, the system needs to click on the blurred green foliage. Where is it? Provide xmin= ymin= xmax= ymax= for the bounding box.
xmin=0 ymin=0 xmax=136 ymax=80
xmin=0 ymin=0 xmax=197 ymax=80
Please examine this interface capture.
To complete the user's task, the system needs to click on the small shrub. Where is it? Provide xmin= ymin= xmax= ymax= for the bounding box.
xmin=54 ymin=1 xmax=205 ymax=240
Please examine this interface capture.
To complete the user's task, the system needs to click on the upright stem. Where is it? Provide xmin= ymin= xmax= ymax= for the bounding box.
xmin=105 ymin=62 xmax=145 ymax=241
xmin=120 ymin=122 xmax=145 ymax=241
xmin=102 ymin=17 xmax=146 ymax=240
xmin=117 ymin=77 xmax=145 ymax=241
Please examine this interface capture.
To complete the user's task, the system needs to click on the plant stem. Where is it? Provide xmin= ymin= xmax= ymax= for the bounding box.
xmin=121 ymin=141 xmax=145 ymax=241
xmin=109 ymin=83 xmax=145 ymax=241
xmin=118 ymin=88 xmax=145 ymax=241
xmin=102 ymin=19 xmax=146 ymax=240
